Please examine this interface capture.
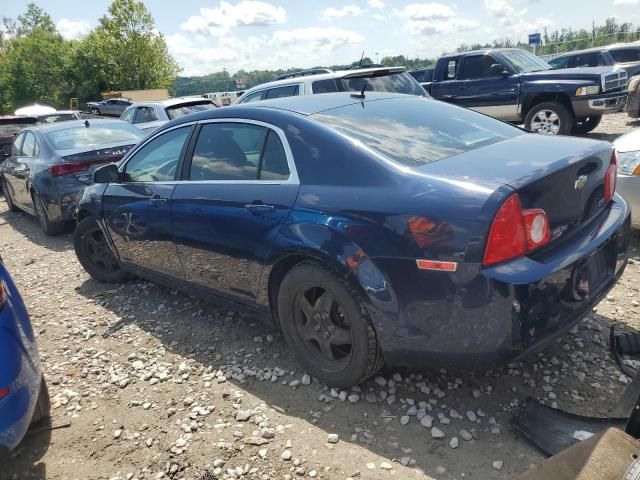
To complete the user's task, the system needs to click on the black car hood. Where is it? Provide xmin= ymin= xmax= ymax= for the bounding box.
xmin=522 ymin=66 xmax=611 ymax=81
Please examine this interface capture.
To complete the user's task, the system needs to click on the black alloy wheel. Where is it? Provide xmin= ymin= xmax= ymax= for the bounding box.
xmin=74 ymin=217 xmax=130 ymax=283
xmin=32 ymin=192 xmax=66 ymax=235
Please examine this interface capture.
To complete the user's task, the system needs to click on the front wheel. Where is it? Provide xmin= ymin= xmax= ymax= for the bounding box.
xmin=524 ymin=101 xmax=573 ymax=135
xmin=277 ymin=262 xmax=383 ymax=388
xmin=572 ymin=115 xmax=603 ymax=134
xmin=74 ymin=217 xmax=131 ymax=283
xmin=90 ymin=108 xmax=100 ymax=115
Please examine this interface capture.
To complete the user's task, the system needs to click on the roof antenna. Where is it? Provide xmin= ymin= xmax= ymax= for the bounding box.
xmin=358 ymin=50 xmax=365 ymax=69
xmin=84 ymin=119 xmax=90 ymax=128
xmin=350 ymin=80 xmax=368 ymax=100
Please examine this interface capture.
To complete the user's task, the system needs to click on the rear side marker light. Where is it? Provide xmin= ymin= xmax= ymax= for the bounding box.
xmin=0 ymin=387 xmax=8 ymax=400
xmin=416 ymin=259 xmax=458 ymax=272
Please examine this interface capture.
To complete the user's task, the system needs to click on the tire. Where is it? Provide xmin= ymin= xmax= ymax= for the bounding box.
xmin=277 ymin=262 xmax=383 ymax=388
xmin=32 ymin=192 xmax=66 ymax=235
xmin=90 ymin=108 xmax=100 ymax=115
xmin=572 ymin=115 xmax=603 ymax=135
xmin=31 ymin=375 xmax=50 ymax=424
xmin=524 ymin=101 xmax=574 ymax=135
xmin=2 ymin=180 xmax=20 ymax=212
xmin=74 ymin=216 xmax=131 ymax=283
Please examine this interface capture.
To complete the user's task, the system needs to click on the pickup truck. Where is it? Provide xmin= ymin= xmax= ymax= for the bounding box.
xmin=426 ymin=48 xmax=628 ymax=135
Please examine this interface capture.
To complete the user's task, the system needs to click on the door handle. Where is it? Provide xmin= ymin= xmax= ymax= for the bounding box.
xmin=245 ymin=203 xmax=275 ymax=215
xmin=149 ymin=196 xmax=167 ymax=207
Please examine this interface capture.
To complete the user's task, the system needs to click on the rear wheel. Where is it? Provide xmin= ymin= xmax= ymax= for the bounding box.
xmin=31 ymin=375 xmax=50 ymax=424
xmin=74 ymin=216 xmax=130 ymax=283
xmin=32 ymin=192 xmax=66 ymax=235
xmin=277 ymin=262 xmax=383 ymax=387
xmin=3 ymin=180 xmax=20 ymax=212
xmin=524 ymin=101 xmax=573 ymax=135
xmin=572 ymin=115 xmax=603 ymax=135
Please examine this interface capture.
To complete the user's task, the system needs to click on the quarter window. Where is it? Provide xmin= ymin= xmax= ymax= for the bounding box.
xmin=239 ymin=90 xmax=266 ymax=104
xmin=123 ymin=127 xmax=191 ymax=182
xmin=265 ymin=85 xmax=299 ymax=99
xmin=10 ymin=133 xmax=24 ymax=156
xmin=188 ymin=123 xmax=289 ymax=181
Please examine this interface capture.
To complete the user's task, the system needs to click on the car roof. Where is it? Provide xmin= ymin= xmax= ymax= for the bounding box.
xmin=26 ymin=118 xmax=129 ymax=133
xmin=551 ymin=43 xmax=640 ymax=59
xmin=129 ymin=97 xmax=214 ymax=108
xmin=441 ymin=47 xmax=533 ymax=59
xmin=242 ymin=67 xmax=407 ymax=95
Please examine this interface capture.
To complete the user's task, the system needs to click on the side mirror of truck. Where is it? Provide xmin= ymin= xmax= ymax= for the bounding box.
xmin=490 ymin=64 xmax=509 ymax=77
xmin=94 ymin=163 xmax=121 ymax=184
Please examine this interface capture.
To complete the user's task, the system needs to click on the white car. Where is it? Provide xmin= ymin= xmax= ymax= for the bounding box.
xmin=120 ymin=97 xmax=217 ymax=134
xmin=614 ymin=128 xmax=640 ymax=229
xmin=235 ymin=67 xmax=426 ymax=104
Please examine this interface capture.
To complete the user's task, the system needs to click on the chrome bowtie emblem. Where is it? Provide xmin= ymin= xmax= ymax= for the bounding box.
xmin=574 ymin=175 xmax=588 ymax=190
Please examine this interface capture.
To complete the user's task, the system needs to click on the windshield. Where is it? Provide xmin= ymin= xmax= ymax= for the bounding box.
xmin=312 ymin=72 xmax=426 ymax=96
xmin=165 ymin=101 xmax=216 ymax=120
xmin=46 ymin=123 xmax=144 ymax=151
xmin=313 ymin=96 xmax=521 ymax=167
xmin=499 ymin=50 xmax=551 ymax=73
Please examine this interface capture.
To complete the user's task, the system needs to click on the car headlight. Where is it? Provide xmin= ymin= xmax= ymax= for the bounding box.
xmin=575 ymin=85 xmax=601 ymax=96
xmin=629 ymin=76 xmax=640 ymax=93
xmin=616 ymin=150 xmax=640 ymax=175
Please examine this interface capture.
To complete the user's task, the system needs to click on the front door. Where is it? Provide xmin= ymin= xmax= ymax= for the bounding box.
xmin=171 ymin=121 xmax=299 ymax=304
xmin=102 ymin=125 xmax=193 ymax=279
xmin=455 ymin=54 xmax=520 ymax=122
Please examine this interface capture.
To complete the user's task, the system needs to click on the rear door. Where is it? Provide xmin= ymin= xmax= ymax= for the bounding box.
xmin=172 ymin=120 xmax=299 ymax=305
xmin=6 ymin=131 xmax=38 ymax=206
xmin=456 ymin=54 xmax=520 ymax=121
xmin=101 ymin=125 xmax=193 ymax=279
xmin=2 ymin=132 xmax=26 ymax=204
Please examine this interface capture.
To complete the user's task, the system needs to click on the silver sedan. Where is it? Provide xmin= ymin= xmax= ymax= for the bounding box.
xmin=615 ymin=129 xmax=640 ymax=229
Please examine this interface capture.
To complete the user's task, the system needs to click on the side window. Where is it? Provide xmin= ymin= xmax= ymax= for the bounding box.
xmin=458 ymin=55 xmax=500 ymax=79
xmin=121 ymin=107 xmax=135 ymax=123
xmin=265 ymin=85 xmax=299 ymax=99
xmin=123 ymin=127 xmax=191 ymax=182
xmin=313 ymin=79 xmax=340 ymax=94
xmin=239 ymin=91 xmax=266 ymax=104
xmin=189 ymin=123 xmax=264 ymax=181
xmin=548 ymin=56 xmax=570 ymax=69
xmin=445 ymin=59 xmax=458 ymax=80
xmin=259 ymin=131 xmax=290 ymax=180
xmin=133 ymin=107 xmax=158 ymax=124
xmin=21 ymin=132 xmax=36 ymax=157
xmin=10 ymin=133 xmax=25 ymax=156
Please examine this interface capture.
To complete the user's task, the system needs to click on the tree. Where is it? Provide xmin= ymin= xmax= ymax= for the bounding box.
xmin=17 ymin=3 xmax=56 ymax=36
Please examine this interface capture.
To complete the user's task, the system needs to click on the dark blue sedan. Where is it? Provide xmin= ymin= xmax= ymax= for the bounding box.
xmin=73 ymin=92 xmax=630 ymax=387
xmin=1 ymin=119 xmax=144 ymax=235
xmin=0 ymin=257 xmax=47 ymax=455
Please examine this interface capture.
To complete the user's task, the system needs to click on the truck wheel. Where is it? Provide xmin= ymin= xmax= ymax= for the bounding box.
xmin=524 ymin=102 xmax=573 ymax=135
xmin=572 ymin=115 xmax=602 ymax=135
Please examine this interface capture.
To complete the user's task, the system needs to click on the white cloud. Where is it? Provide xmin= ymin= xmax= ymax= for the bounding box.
xmin=322 ymin=5 xmax=365 ymax=20
xmin=181 ymin=1 xmax=286 ymax=37
xmin=484 ymin=0 xmax=516 ymax=17
xmin=271 ymin=27 xmax=364 ymax=52
xmin=368 ymin=0 xmax=386 ymax=8
xmin=56 ymin=19 xmax=91 ymax=39
xmin=393 ymin=3 xmax=478 ymax=37
xmin=483 ymin=0 xmax=550 ymax=37
xmin=614 ymin=0 xmax=640 ymax=4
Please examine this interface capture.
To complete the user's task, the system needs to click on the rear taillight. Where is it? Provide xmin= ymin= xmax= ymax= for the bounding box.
xmin=48 ymin=157 xmax=122 ymax=177
xmin=483 ymin=194 xmax=551 ymax=267
xmin=604 ymin=150 xmax=617 ymax=203
xmin=0 ymin=387 xmax=9 ymax=400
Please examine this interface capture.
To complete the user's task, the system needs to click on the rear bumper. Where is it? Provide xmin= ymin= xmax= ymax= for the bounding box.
xmin=618 ymin=174 xmax=640 ymax=228
xmin=367 ymin=196 xmax=631 ymax=369
xmin=572 ymin=92 xmax=627 ymax=116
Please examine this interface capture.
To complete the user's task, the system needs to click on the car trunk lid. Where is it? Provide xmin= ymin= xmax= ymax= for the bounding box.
xmin=53 ymin=141 xmax=136 ymax=184
xmin=419 ymin=134 xmax=614 ymax=242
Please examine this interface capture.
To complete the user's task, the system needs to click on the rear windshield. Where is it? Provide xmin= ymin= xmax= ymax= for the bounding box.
xmin=313 ymin=97 xmax=522 ymax=167
xmin=312 ymin=72 xmax=425 ymax=96
xmin=46 ymin=123 xmax=144 ymax=150
xmin=165 ymin=101 xmax=216 ymax=120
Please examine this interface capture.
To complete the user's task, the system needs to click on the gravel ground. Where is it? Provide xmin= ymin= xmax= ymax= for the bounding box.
xmin=2 ymin=112 xmax=640 ymax=480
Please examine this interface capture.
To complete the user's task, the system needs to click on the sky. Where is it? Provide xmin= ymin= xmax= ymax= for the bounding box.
xmin=4 ymin=0 xmax=640 ymax=76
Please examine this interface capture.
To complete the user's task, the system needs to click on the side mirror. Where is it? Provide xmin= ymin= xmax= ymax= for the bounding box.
xmin=94 ymin=163 xmax=120 ymax=184
xmin=490 ymin=63 xmax=509 ymax=77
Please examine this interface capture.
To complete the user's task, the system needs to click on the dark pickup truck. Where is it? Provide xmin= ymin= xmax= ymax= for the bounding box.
xmin=426 ymin=48 xmax=628 ymax=135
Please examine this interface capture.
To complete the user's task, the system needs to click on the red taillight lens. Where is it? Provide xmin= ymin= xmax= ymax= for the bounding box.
xmin=483 ymin=194 xmax=526 ymax=266
xmin=483 ymin=194 xmax=551 ymax=267
xmin=0 ymin=387 xmax=8 ymax=400
xmin=604 ymin=150 xmax=617 ymax=203
xmin=522 ymin=209 xmax=551 ymax=250
xmin=48 ymin=162 xmax=90 ymax=177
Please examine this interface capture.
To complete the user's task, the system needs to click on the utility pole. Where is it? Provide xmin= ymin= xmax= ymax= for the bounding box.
xmin=376 ymin=52 xmax=379 ymax=64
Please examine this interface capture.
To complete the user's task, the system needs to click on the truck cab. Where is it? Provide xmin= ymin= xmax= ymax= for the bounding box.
xmin=430 ymin=48 xmax=628 ymax=135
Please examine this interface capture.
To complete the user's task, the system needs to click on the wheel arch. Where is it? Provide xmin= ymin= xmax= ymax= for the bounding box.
xmin=522 ymin=92 xmax=574 ymax=117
